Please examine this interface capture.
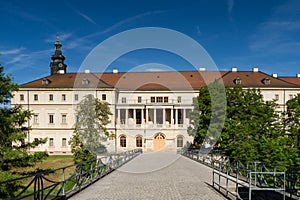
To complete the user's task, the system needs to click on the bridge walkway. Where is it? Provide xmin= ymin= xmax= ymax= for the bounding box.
xmin=69 ymin=151 xmax=225 ymax=200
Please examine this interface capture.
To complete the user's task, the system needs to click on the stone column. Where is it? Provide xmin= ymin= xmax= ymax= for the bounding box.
xmin=163 ymin=108 xmax=166 ymax=127
xmin=141 ymin=108 xmax=144 ymax=126
xmin=117 ymin=109 xmax=120 ymax=126
xmin=154 ymin=109 xmax=157 ymax=127
xmin=171 ymin=108 xmax=174 ymax=126
xmin=183 ymin=109 xmax=186 ymax=126
xmin=175 ymin=109 xmax=178 ymax=126
xmin=146 ymin=108 xmax=148 ymax=124
xmin=125 ymin=109 xmax=128 ymax=127
xmin=133 ymin=108 xmax=136 ymax=125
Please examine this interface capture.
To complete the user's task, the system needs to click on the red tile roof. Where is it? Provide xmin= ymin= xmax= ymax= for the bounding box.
xmin=21 ymin=70 xmax=300 ymax=90
xmin=279 ymin=77 xmax=300 ymax=86
xmin=220 ymin=71 xmax=300 ymax=88
xmin=21 ymin=71 xmax=226 ymax=91
xmin=97 ymin=71 xmax=225 ymax=91
xmin=21 ymin=73 xmax=113 ymax=89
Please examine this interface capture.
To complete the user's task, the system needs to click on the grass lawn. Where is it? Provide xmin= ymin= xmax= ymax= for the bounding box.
xmin=12 ymin=155 xmax=76 ymax=197
xmin=14 ymin=155 xmax=74 ymax=175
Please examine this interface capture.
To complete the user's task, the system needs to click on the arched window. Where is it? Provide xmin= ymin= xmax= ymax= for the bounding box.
xmin=120 ymin=135 xmax=126 ymax=147
xmin=136 ymin=136 xmax=143 ymax=147
xmin=177 ymin=135 xmax=183 ymax=147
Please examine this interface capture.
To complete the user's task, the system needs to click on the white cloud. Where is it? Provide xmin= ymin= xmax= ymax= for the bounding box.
xmin=227 ymin=0 xmax=234 ymax=22
xmin=76 ymin=11 xmax=97 ymax=25
xmin=0 ymin=47 xmax=26 ymax=55
xmin=249 ymin=20 xmax=300 ymax=53
xmin=6 ymin=54 xmax=29 ymax=65
xmin=196 ymin=25 xmax=202 ymax=36
xmin=68 ymin=4 xmax=97 ymax=26
xmin=86 ymin=10 xmax=167 ymax=38
xmin=3 ymin=48 xmax=52 ymax=73
xmin=227 ymin=0 xmax=234 ymax=14
xmin=248 ymin=1 xmax=300 ymax=55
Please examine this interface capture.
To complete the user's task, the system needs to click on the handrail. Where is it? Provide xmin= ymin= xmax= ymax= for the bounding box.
xmin=180 ymin=148 xmax=299 ymax=199
xmin=0 ymin=149 xmax=142 ymax=200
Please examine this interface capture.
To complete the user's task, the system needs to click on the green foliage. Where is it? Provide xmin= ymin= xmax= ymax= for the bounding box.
xmin=69 ymin=94 xmax=112 ymax=163
xmin=0 ymin=171 xmax=22 ymax=199
xmin=189 ymin=82 xmax=294 ymax=165
xmin=0 ymin=66 xmax=48 ymax=198
xmin=284 ymin=94 xmax=300 ymax=166
xmin=188 ymin=81 xmax=226 ymax=147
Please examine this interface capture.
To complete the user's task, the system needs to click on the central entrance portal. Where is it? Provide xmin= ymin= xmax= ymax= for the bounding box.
xmin=153 ymin=133 xmax=166 ymax=151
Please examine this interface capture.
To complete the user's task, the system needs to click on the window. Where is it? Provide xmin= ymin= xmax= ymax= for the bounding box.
xmin=74 ymin=94 xmax=79 ymax=101
xmin=62 ymin=138 xmax=67 ymax=147
xmin=156 ymin=97 xmax=163 ymax=103
xmin=275 ymin=94 xmax=279 ymax=101
xmin=34 ymin=94 xmax=38 ymax=101
xmin=164 ymin=97 xmax=168 ymax=103
xmin=138 ymin=96 xmax=142 ymax=103
xmin=102 ymin=94 xmax=106 ymax=101
xmin=262 ymin=78 xmax=270 ymax=85
xmin=177 ymin=96 xmax=182 ymax=103
xmin=234 ymin=77 xmax=241 ymax=85
xmin=42 ymin=78 xmax=50 ymax=85
xmin=289 ymin=94 xmax=293 ymax=100
xmin=49 ymin=94 xmax=53 ymax=101
xmin=49 ymin=138 xmax=54 ymax=147
xmin=120 ymin=135 xmax=126 ymax=147
xmin=20 ymin=94 xmax=24 ymax=101
xmin=136 ymin=136 xmax=143 ymax=147
xmin=33 ymin=114 xmax=38 ymax=124
xmin=150 ymin=97 xmax=155 ymax=103
xmin=177 ymin=136 xmax=183 ymax=147
xmin=62 ymin=114 xmax=67 ymax=123
xmin=49 ymin=114 xmax=54 ymax=124
xmin=82 ymin=78 xmax=89 ymax=85
xmin=121 ymin=97 xmax=126 ymax=103
xmin=62 ymin=94 xmax=66 ymax=101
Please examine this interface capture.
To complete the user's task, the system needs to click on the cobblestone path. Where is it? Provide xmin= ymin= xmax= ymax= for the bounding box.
xmin=70 ymin=152 xmax=225 ymax=200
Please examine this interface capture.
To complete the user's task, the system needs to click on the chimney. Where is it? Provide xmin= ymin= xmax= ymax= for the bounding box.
xmin=272 ymin=74 xmax=278 ymax=78
xmin=84 ymin=69 xmax=90 ymax=74
xmin=297 ymin=74 xmax=300 ymax=78
xmin=58 ymin=70 xmax=65 ymax=74
xmin=252 ymin=67 xmax=259 ymax=72
xmin=199 ymin=67 xmax=206 ymax=72
xmin=231 ymin=67 xmax=237 ymax=72
xmin=113 ymin=68 xmax=119 ymax=74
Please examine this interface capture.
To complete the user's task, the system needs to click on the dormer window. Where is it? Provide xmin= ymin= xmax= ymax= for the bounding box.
xmin=262 ymin=78 xmax=270 ymax=85
xmin=234 ymin=77 xmax=241 ymax=85
xmin=82 ymin=78 xmax=89 ymax=85
xmin=42 ymin=78 xmax=50 ymax=85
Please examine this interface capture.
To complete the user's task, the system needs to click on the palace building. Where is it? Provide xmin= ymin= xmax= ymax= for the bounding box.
xmin=11 ymin=39 xmax=300 ymax=155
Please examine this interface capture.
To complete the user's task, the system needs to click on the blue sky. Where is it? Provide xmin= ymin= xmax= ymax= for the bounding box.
xmin=1 ymin=0 xmax=300 ymax=83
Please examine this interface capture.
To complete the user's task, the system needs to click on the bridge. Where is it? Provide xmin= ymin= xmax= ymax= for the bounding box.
xmin=1 ymin=149 xmax=299 ymax=200
xmin=69 ymin=151 xmax=224 ymax=200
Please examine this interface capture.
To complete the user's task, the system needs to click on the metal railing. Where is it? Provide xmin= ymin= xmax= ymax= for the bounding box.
xmin=0 ymin=149 xmax=142 ymax=200
xmin=180 ymin=149 xmax=299 ymax=200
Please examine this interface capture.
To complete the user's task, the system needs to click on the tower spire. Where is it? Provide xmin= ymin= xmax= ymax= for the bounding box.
xmin=50 ymin=34 xmax=67 ymax=75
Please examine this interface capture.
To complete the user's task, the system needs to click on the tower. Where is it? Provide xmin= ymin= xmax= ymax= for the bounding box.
xmin=50 ymin=34 xmax=67 ymax=75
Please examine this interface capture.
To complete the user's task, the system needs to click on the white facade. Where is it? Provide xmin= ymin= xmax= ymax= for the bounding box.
xmin=11 ymin=69 xmax=300 ymax=155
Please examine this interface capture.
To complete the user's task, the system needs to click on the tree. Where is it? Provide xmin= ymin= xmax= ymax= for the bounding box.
xmin=0 ymin=66 xmax=48 ymax=198
xmin=188 ymin=81 xmax=226 ymax=152
xmin=221 ymin=87 xmax=287 ymax=163
xmin=189 ymin=83 xmax=291 ymax=164
xmin=69 ymin=94 xmax=112 ymax=163
xmin=284 ymin=94 xmax=300 ymax=166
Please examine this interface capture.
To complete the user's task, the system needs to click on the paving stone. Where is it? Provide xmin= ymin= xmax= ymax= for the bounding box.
xmin=70 ymin=152 xmax=225 ymax=200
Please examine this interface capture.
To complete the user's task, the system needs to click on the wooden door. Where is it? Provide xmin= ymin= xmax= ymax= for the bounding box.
xmin=153 ymin=133 xmax=166 ymax=151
